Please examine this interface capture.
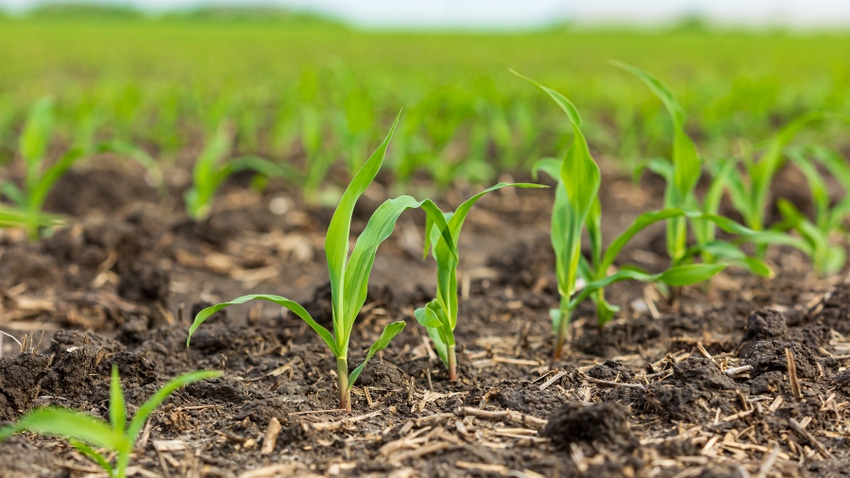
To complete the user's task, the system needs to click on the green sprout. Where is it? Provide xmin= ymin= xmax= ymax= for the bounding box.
xmin=0 ymin=97 xmax=86 ymax=240
xmin=613 ymin=61 xmax=774 ymax=277
xmin=774 ymin=146 xmax=850 ymax=275
xmin=188 ymin=114 xmax=455 ymax=412
xmin=0 ymin=98 xmax=165 ymax=238
xmin=414 ymin=182 xmax=545 ymax=381
xmin=184 ymin=121 xmax=298 ymax=221
xmin=0 ymin=205 xmax=63 ymax=231
xmin=515 ymin=71 xmax=731 ymax=358
xmin=0 ymin=366 xmax=220 ymax=478
xmin=611 ymin=61 xmax=700 ymax=266
xmin=724 ymin=112 xmax=832 ymax=235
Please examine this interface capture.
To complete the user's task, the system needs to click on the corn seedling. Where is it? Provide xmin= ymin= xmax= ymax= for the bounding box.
xmin=0 ymin=98 xmax=86 ymax=240
xmin=415 ymin=182 xmax=545 ymax=381
xmin=724 ymin=112 xmax=832 ymax=234
xmin=612 ymin=61 xmax=701 ymax=267
xmin=773 ymin=146 xmax=850 ymax=275
xmin=185 ymin=121 xmax=299 ymax=220
xmin=0 ymin=366 xmax=220 ymax=478
xmin=0 ymin=205 xmax=63 ymax=230
xmin=188 ymin=114 xmax=455 ymax=412
xmin=517 ymin=71 xmax=735 ymax=358
xmin=614 ymin=62 xmax=774 ymax=276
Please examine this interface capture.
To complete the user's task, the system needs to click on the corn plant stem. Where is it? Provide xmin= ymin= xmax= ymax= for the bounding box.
xmin=447 ymin=345 xmax=457 ymax=382
xmin=26 ymin=204 xmax=39 ymax=241
xmin=115 ymin=452 xmax=130 ymax=478
xmin=553 ymin=298 xmax=570 ymax=360
xmin=337 ymin=357 xmax=351 ymax=413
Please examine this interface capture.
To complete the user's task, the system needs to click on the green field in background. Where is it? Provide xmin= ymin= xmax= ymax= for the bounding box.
xmin=1 ymin=17 xmax=848 ymax=187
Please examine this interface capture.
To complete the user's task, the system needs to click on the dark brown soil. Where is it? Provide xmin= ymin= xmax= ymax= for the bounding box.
xmin=1 ymin=159 xmax=849 ymax=478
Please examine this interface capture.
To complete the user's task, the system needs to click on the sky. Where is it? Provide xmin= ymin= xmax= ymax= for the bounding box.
xmin=3 ymin=0 xmax=850 ymax=29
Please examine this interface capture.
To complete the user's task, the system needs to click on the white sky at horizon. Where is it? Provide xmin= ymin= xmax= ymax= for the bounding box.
xmin=2 ymin=0 xmax=850 ymax=28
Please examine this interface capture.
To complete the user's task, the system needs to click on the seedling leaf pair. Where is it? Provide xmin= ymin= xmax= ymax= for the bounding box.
xmin=0 ymin=98 xmax=86 ymax=239
xmin=188 ymin=114 xmax=455 ymax=411
xmin=415 ymin=181 xmax=545 ymax=380
xmin=185 ymin=121 xmax=300 ymax=220
xmin=0 ymin=366 xmax=220 ymax=478
xmin=518 ymin=70 xmax=731 ymax=358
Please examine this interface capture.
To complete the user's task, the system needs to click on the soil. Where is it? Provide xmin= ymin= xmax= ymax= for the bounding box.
xmin=1 ymin=158 xmax=850 ymax=478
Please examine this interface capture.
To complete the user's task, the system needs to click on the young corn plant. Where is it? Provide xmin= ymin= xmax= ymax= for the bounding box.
xmin=613 ymin=62 xmax=775 ymax=276
xmin=0 ymin=205 xmax=62 ymax=230
xmin=188 ymin=115 xmax=455 ymax=412
xmin=516 ymin=71 xmax=731 ymax=359
xmin=184 ymin=121 xmax=299 ymax=221
xmin=415 ymin=182 xmax=545 ymax=381
xmin=0 ymin=366 xmax=220 ymax=478
xmin=773 ymin=146 xmax=850 ymax=275
xmin=0 ymin=98 xmax=86 ymax=240
xmin=724 ymin=112 xmax=833 ymax=235
xmin=611 ymin=61 xmax=700 ymax=266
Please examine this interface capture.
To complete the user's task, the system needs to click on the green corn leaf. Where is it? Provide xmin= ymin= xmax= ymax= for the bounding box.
xmin=703 ymin=159 xmax=738 ymax=217
xmin=788 ymin=149 xmax=829 ymax=228
xmin=340 ymin=196 xmax=456 ymax=337
xmin=0 ymin=206 xmax=63 ymax=228
xmin=826 ymin=196 xmax=850 ymax=232
xmin=0 ymin=408 xmax=126 ymax=451
xmin=109 ymin=366 xmax=126 ymax=433
xmin=29 ymin=147 xmax=86 ymax=215
xmin=347 ymin=321 xmax=406 ymax=389
xmin=439 ymin=183 xmax=545 ymax=255
xmin=423 ymin=182 xmax=544 ymax=328
xmin=417 ymin=182 xmax=544 ymax=371
xmin=326 ymin=113 xmax=400 ymax=342
xmin=188 ymin=294 xmax=338 ymax=355
xmin=570 ymin=264 xmax=725 ymax=309
xmin=186 ymin=122 xmax=233 ymax=218
xmin=561 ymin=127 xmax=601 ymax=298
xmin=602 ymin=208 xmax=806 ymax=275
xmin=20 ymin=97 xmax=54 ymax=174
xmin=809 ymin=145 xmax=850 ymax=192
xmin=414 ymin=302 xmax=443 ymax=329
xmin=531 ymin=157 xmax=561 ymax=182
xmin=776 ymin=199 xmax=821 ymax=255
xmin=613 ymin=61 xmax=700 ymax=264
xmin=741 ymin=256 xmax=775 ymax=278
xmin=127 ymin=370 xmax=221 ymax=443
xmin=226 ymin=155 xmax=302 ymax=183
xmin=1 ymin=181 xmax=25 ymax=209
xmin=416 ymin=297 xmax=454 ymax=366
xmin=194 ymin=122 xmax=232 ymax=197
xmin=724 ymin=165 xmax=753 ymax=227
xmin=596 ymin=299 xmax=621 ymax=326
xmin=610 ymin=61 xmax=685 ymax=128
xmin=823 ymin=246 xmax=847 ymax=276
xmin=518 ymin=72 xmax=600 ymax=302
xmin=749 ymin=112 xmax=827 ymax=230
xmin=69 ymin=440 xmax=113 ymax=475
xmin=693 ymin=158 xmax=738 ymax=250
xmin=645 ymin=158 xmax=674 ymax=181
xmin=672 ymin=128 xmax=701 ymax=203
xmin=94 ymin=140 xmax=164 ymax=192
xmin=601 ymin=208 xmax=688 ymax=273
xmin=509 ymin=70 xmax=582 ymax=126
xmin=587 ymin=197 xmax=603 ymax=266
xmin=549 ymin=308 xmax=564 ymax=335
xmin=683 ymin=240 xmax=774 ymax=277
xmin=343 ymin=195 xmax=454 ymax=340
xmin=656 ymin=263 xmax=727 ymax=286
xmin=426 ymin=326 xmax=451 ymax=365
